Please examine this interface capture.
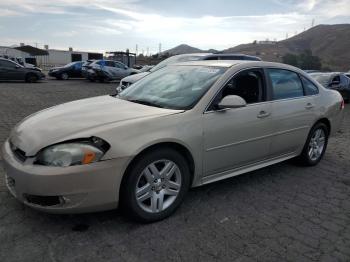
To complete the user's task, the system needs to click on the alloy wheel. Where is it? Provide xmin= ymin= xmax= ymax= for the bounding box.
xmin=135 ymin=160 xmax=182 ymax=213
xmin=308 ymin=128 xmax=326 ymax=161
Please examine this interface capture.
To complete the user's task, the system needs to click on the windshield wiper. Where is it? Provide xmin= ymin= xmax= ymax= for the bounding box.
xmin=128 ymin=99 xmax=165 ymax=108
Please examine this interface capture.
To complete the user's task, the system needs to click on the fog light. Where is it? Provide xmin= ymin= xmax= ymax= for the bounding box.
xmin=24 ymin=194 xmax=64 ymax=207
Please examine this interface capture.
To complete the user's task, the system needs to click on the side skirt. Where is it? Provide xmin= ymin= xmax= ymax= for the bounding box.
xmin=199 ymin=152 xmax=298 ymax=186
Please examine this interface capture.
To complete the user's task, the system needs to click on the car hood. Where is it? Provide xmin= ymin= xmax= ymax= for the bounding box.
xmin=122 ymin=72 xmax=150 ymax=84
xmin=10 ymin=95 xmax=182 ymax=156
xmin=50 ymin=66 xmax=65 ymax=71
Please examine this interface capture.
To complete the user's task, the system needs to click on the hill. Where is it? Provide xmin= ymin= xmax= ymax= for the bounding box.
xmin=163 ymin=44 xmax=218 ymax=55
xmin=223 ymin=24 xmax=350 ymax=71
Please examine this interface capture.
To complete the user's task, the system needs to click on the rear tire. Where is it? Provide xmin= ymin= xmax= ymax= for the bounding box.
xmin=297 ymin=122 xmax=329 ymax=166
xmin=25 ymin=73 xmax=38 ymax=83
xmin=120 ymin=148 xmax=191 ymax=223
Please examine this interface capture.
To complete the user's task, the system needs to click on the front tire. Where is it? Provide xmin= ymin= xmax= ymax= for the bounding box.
xmin=297 ymin=122 xmax=329 ymax=166
xmin=120 ymin=148 xmax=191 ymax=223
xmin=60 ymin=72 xmax=69 ymax=80
xmin=25 ymin=73 xmax=38 ymax=83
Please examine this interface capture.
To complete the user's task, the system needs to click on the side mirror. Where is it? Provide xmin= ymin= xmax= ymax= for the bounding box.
xmin=124 ymin=66 xmax=128 ymax=70
xmin=330 ymin=80 xmax=340 ymax=86
xmin=15 ymin=65 xmax=20 ymax=69
xmin=217 ymin=95 xmax=247 ymax=109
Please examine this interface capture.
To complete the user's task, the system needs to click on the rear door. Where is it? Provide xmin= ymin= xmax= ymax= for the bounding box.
xmin=267 ymin=69 xmax=319 ymax=157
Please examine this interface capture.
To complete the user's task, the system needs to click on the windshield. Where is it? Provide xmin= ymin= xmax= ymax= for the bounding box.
xmin=119 ymin=65 xmax=226 ymax=110
xmin=150 ymin=55 xmax=204 ymax=72
xmin=64 ymin=62 xmax=79 ymax=68
xmin=310 ymin=73 xmax=332 ymax=87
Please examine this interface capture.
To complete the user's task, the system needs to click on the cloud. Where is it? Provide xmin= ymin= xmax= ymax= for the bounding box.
xmin=0 ymin=0 xmax=349 ymax=51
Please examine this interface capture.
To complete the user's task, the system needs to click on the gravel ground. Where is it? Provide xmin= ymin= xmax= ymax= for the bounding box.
xmin=0 ymin=79 xmax=349 ymax=262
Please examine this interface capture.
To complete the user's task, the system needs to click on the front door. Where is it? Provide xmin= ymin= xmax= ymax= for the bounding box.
xmin=203 ymin=68 xmax=274 ymax=177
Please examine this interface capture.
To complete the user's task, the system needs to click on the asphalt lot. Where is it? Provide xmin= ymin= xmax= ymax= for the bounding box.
xmin=0 ymin=79 xmax=350 ymax=262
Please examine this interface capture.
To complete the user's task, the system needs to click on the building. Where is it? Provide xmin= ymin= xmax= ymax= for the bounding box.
xmin=0 ymin=44 xmax=103 ymax=70
xmin=45 ymin=47 xmax=103 ymax=67
xmin=105 ymin=51 xmax=137 ymax=67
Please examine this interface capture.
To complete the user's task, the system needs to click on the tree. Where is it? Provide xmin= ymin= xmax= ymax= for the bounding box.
xmin=282 ymin=50 xmax=322 ymax=70
xmin=282 ymin=53 xmax=299 ymax=67
xmin=298 ymin=50 xmax=322 ymax=70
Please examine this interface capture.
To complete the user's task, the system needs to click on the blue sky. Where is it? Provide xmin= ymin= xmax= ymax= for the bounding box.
xmin=0 ymin=0 xmax=349 ymax=54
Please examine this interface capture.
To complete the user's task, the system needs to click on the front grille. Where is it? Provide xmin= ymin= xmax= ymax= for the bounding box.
xmin=13 ymin=147 xmax=27 ymax=162
xmin=10 ymin=142 xmax=27 ymax=162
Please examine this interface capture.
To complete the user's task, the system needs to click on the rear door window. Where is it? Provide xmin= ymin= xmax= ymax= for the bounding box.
xmin=267 ymin=69 xmax=304 ymax=100
xmin=0 ymin=60 xmax=16 ymax=68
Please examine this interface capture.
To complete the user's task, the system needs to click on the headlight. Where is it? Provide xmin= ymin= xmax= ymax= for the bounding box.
xmin=36 ymin=137 xmax=109 ymax=167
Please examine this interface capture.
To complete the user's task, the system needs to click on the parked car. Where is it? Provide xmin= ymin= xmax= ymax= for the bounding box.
xmin=81 ymin=60 xmax=95 ymax=79
xmin=310 ymin=72 xmax=350 ymax=103
xmin=0 ymin=57 xmax=45 ymax=82
xmin=0 ymin=55 xmax=42 ymax=71
xmin=116 ymin=53 xmax=261 ymax=93
xmin=2 ymin=61 xmax=344 ymax=222
xmin=88 ymin=60 xmax=140 ymax=82
xmin=48 ymin=61 xmax=84 ymax=80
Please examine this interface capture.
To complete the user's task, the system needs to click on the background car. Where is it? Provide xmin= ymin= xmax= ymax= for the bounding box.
xmin=81 ymin=60 xmax=95 ymax=79
xmin=48 ymin=61 xmax=84 ymax=80
xmin=310 ymin=72 xmax=350 ymax=103
xmin=89 ymin=60 xmax=140 ymax=82
xmin=116 ymin=53 xmax=261 ymax=93
xmin=0 ymin=57 xmax=45 ymax=82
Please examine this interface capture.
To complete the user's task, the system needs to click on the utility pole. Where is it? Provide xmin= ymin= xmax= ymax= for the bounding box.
xmin=158 ymin=43 xmax=162 ymax=55
xmin=311 ymin=18 xmax=315 ymax=28
xmin=135 ymin=44 xmax=138 ymax=56
xmin=146 ymin=47 xmax=149 ymax=57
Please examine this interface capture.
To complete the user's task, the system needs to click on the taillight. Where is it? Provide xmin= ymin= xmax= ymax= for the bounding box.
xmin=341 ymin=98 xmax=345 ymax=110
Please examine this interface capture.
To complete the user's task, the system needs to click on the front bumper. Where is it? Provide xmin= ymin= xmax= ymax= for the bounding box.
xmin=48 ymin=71 xmax=59 ymax=77
xmin=1 ymin=140 xmax=129 ymax=214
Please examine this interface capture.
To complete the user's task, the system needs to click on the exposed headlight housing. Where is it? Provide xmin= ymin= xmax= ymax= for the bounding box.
xmin=35 ymin=137 xmax=110 ymax=167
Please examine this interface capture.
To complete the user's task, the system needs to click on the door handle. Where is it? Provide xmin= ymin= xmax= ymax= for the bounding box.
xmin=257 ymin=111 xmax=271 ymax=118
xmin=305 ymin=103 xmax=314 ymax=109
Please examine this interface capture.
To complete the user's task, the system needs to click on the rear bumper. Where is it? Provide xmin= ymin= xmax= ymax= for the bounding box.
xmin=1 ymin=140 xmax=130 ymax=214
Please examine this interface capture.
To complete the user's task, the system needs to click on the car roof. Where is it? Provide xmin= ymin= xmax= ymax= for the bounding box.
xmin=205 ymin=53 xmax=261 ymax=60
xmin=0 ymin=57 xmax=14 ymax=62
xmin=310 ymin=72 xmax=340 ymax=76
xmin=171 ymin=60 xmax=299 ymax=69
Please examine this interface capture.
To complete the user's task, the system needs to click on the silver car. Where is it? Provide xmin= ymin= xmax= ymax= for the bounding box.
xmin=2 ymin=61 xmax=344 ymax=222
xmin=90 ymin=60 xmax=140 ymax=82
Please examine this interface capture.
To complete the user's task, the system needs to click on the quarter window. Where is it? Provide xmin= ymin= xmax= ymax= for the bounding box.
xmin=268 ymin=69 xmax=304 ymax=100
xmin=301 ymin=75 xmax=319 ymax=95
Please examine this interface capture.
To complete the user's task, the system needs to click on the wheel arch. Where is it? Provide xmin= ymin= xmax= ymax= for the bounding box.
xmin=314 ymin=117 xmax=331 ymax=135
xmin=25 ymin=72 xmax=38 ymax=82
xmin=120 ymin=141 xmax=196 ymax=196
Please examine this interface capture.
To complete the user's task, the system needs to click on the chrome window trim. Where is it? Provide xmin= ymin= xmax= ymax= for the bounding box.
xmin=204 ymin=67 xmax=322 ymax=114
